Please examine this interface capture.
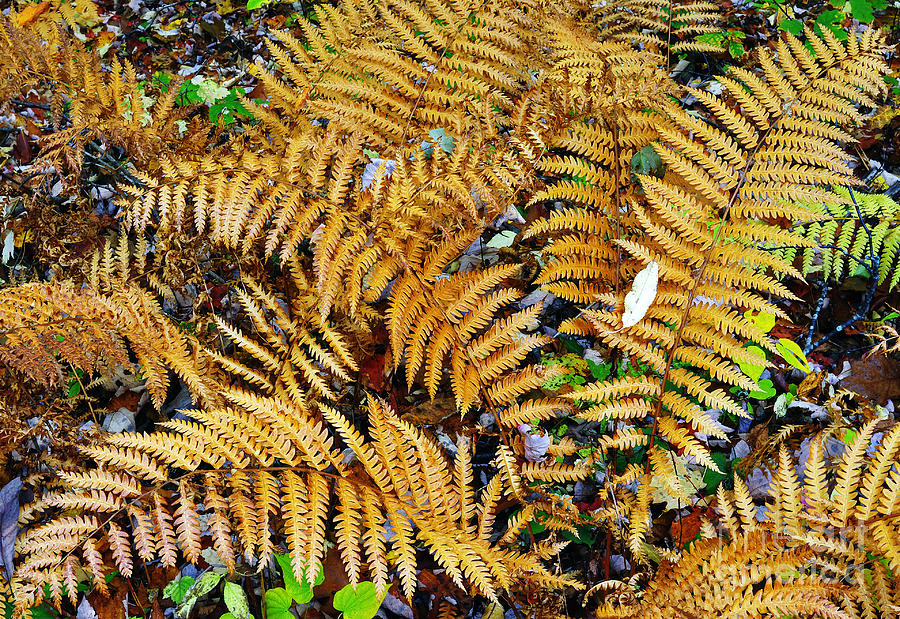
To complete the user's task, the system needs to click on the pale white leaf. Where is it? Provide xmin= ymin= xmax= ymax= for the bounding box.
xmin=2 ymin=231 xmax=15 ymax=266
xmin=622 ymin=261 xmax=659 ymax=328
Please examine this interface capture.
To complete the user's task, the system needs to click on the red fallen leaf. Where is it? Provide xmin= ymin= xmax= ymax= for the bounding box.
xmin=210 ymin=284 xmax=228 ymax=309
xmin=24 ymin=119 xmax=43 ymax=137
xmin=359 ymin=352 xmax=385 ymax=391
xmin=87 ymin=579 xmax=127 ymax=619
xmin=246 ymin=82 xmax=266 ymax=99
xmin=807 ymin=351 xmax=833 ymax=368
xmin=671 ymin=506 xmax=714 ymax=548
xmin=859 ymin=135 xmax=879 ymax=150
xmin=198 ymin=284 xmax=229 ymax=312
xmin=769 ymin=323 xmax=803 ymax=339
xmin=575 ymin=495 xmax=607 ymax=513
xmin=107 ymin=389 xmax=141 ymax=413
xmin=149 ymin=599 xmax=164 ymax=619
xmin=842 ymin=355 xmax=900 ymax=404
xmin=14 ymin=131 xmax=31 ymax=164
xmin=417 ymin=569 xmax=442 ymax=590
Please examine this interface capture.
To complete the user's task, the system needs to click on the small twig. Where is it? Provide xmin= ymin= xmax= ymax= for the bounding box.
xmin=10 ymin=99 xmax=51 ymax=110
xmin=804 ymin=282 xmax=829 ymax=353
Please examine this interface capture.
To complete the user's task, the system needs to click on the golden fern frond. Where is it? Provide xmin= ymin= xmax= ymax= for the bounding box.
xmin=589 ymin=0 xmax=723 ymax=59
xmin=526 ymin=24 xmax=889 ymax=562
xmin=13 ymin=395 xmax=556 ymax=611
xmin=597 ymin=528 xmax=854 ymax=618
xmin=205 ymin=264 xmax=360 ymax=404
xmin=0 ymin=16 xmax=198 ymax=184
xmin=701 ymin=422 xmax=900 ymax=619
xmin=0 ymin=283 xmax=216 ymax=407
xmin=122 ymin=114 xmax=544 ymax=321
xmin=387 ymin=241 xmax=574 ymax=417
xmin=250 ymin=0 xmax=551 ymax=146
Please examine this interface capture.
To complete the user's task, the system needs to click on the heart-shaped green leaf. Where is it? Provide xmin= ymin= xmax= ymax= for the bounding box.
xmin=737 ymin=345 xmax=767 ymax=383
xmin=274 ymin=554 xmax=323 ymax=604
xmin=164 ymin=576 xmax=195 ymax=604
xmin=264 ymin=588 xmax=295 ymax=619
xmin=748 ymin=378 xmax=776 ymax=400
xmin=744 ymin=310 xmax=776 ymax=335
xmin=333 ymin=582 xmax=385 ymax=619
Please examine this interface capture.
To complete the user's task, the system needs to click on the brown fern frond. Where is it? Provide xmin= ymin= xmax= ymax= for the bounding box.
xmin=526 ymin=25 xmax=889 ymax=563
xmin=0 ymin=283 xmax=216 ymax=407
xmin=13 ymin=396 xmax=559 ymax=611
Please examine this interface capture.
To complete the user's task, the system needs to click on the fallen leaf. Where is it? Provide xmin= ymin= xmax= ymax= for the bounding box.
xmin=671 ymin=510 xmax=704 ymax=548
xmin=518 ymin=425 xmax=551 ymax=462
xmin=797 ymin=371 xmax=825 ymax=400
xmin=77 ymin=597 xmax=99 ymax=619
xmin=15 ymin=1 xmax=50 ymax=26
xmin=622 ymin=261 xmax=659 ymax=328
xmin=0 ymin=476 xmax=22 ymax=581
xmin=842 ymin=355 xmax=900 ymax=404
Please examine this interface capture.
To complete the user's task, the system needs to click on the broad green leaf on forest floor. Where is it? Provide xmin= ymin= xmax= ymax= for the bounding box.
xmin=274 ymin=553 xmax=323 ymax=604
xmin=422 ymin=128 xmax=455 ymax=155
xmin=622 ymin=261 xmax=659 ymax=328
xmin=264 ymin=588 xmax=295 ymax=619
xmin=737 ymin=345 xmax=767 ymax=383
xmin=333 ymin=582 xmax=385 ymax=619
xmin=749 ymin=379 xmax=776 ymax=400
xmin=631 ymin=144 xmax=665 ymax=179
xmin=164 ymin=576 xmax=195 ymax=604
xmin=779 ymin=18 xmax=802 ymax=34
xmin=175 ymin=572 xmax=222 ymax=619
xmin=247 ymin=0 xmax=273 ymax=9
xmin=703 ymin=451 xmax=729 ymax=494
xmin=744 ymin=310 xmax=776 ymax=335
xmin=222 ymin=581 xmax=253 ymax=619
xmin=486 ymin=230 xmax=517 ymax=249
xmin=776 ymin=339 xmax=811 ymax=373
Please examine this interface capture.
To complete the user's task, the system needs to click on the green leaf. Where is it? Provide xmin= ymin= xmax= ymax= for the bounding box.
xmin=737 ymin=345 xmax=767 ymax=383
xmin=264 ymin=588 xmax=295 ymax=619
xmin=816 ymin=10 xmax=848 ymax=39
xmin=164 ymin=576 xmax=196 ymax=604
xmin=561 ymin=523 xmax=597 ymax=546
xmin=223 ymin=582 xmax=251 ymax=619
xmin=695 ymin=32 xmax=725 ymax=44
xmin=727 ymin=41 xmax=745 ymax=58
xmin=485 ymin=230 xmax=517 ymax=249
xmin=745 ymin=310 xmax=776 ymax=335
xmin=175 ymin=572 xmax=222 ymax=619
xmin=779 ymin=19 xmax=803 ymax=34
xmin=247 ymin=0 xmax=270 ymax=9
xmin=631 ymin=145 xmax=665 ymax=179
xmin=19 ymin=605 xmax=55 ymax=619
xmin=67 ymin=380 xmax=82 ymax=398
xmin=848 ymin=0 xmax=875 ymax=22
xmin=333 ymin=582 xmax=386 ymax=619
xmin=274 ymin=553 xmax=323 ymax=604
xmin=748 ymin=378 xmax=776 ymax=400
xmin=703 ymin=451 xmax=729 ymax=493
xmin=776 ymin=338 xmax=811 ymax=374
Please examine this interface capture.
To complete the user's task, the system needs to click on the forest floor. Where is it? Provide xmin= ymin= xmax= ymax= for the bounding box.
xmin=1 ymin=0 xmax=900 ymax=617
